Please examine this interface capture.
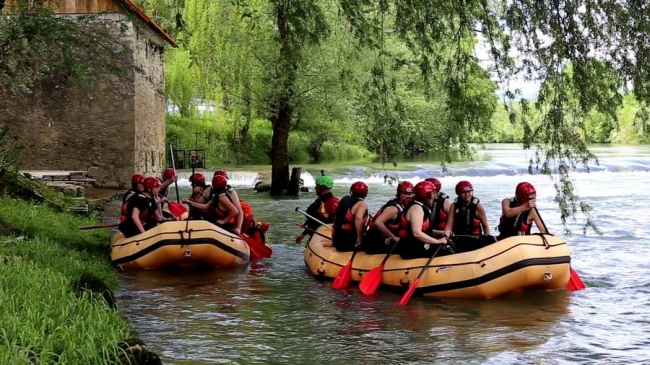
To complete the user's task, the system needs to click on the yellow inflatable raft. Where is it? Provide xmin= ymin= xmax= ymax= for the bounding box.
xmin=110 ymin=220 xmax=250 ymax=270
xmin=305 ymin=226 xmax=571 ymax=298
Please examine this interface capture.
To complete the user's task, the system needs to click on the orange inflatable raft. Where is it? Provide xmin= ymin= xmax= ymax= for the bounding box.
xmin=110 ymin=220 xmax=250 ymax=270
xmin=304 ymin=226 xmax=571 ymax=298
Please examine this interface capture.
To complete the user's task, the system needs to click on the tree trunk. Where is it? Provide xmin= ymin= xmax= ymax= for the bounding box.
xmin=287 ymin=167 xmax=302 ymax=196
xmin=269 ymin=1 xmax=298 ymax=196
xmin=269 ymin=99 xmax=292 ymax=195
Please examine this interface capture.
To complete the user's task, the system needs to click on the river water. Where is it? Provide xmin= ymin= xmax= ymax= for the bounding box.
xmin=111 ymin=144 xmax=650 ymax=364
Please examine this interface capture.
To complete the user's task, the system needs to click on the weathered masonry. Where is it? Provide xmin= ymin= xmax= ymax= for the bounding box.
xmin=0 ymin=0 xmax=176 ymax=188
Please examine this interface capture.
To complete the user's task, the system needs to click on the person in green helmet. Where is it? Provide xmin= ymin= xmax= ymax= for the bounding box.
xmin=295 ymin=174 xmax=340 ymax=244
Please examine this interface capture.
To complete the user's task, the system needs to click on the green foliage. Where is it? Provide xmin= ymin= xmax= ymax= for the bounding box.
xmin=0 ymin=0 xmax=128 ymax=95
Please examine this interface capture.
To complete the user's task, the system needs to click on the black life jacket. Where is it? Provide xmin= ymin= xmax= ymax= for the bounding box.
xmin=430 ymin=192 xmax=449 ymax=231
xmin=497 ymin=198 xmax=532 ymax=239
xmin=452 ymin=197 xmax=482 ymax=236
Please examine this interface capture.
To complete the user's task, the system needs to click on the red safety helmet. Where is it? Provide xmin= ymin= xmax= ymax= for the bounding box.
xmin=212 ymin=175 xmax=228 ymax=189
xmin=143 ymin=177 xmax=161 ymax=190
xmin=189 ymin=173 xmax=206 ymax=185
xmin=516 ymin=182 xmax=537 ymax=203
xmin=163 ymin=168 xmax=175 ymax=180
xmin=455 ymin=180 xmax=473 ymax=195
xmin=425 ymin=178 xmax=442 ymax=192
xmin=397 ymin=181 xmax=414 ymax=194
xmin=350 ymin=181 xmax=369 ymax=197
xmin=131 ymin=174 xmax=146 ymax=185
xmin=414 ymin=181 xmax=435 ymax=200
xmin=213 ymin=169 xmax=229 ymax=179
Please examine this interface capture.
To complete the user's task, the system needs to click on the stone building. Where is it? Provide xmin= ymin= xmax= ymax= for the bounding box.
xmin=0 ymin=0 xmax=176 ymax=188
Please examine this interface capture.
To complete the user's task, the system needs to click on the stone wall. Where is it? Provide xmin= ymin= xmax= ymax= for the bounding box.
xmin=0 ymin=13 xmax=167 ymax=188
xmin=133 ymin=21 xmax=167 ymax=176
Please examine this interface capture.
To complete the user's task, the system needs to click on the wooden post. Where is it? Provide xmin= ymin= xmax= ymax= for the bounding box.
xmin=287 ymin=167 xmax=302 ymax=196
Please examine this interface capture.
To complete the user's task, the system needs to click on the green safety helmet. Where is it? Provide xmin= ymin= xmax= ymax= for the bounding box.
xmin=315 ymin=175 xmax=334 ymax=189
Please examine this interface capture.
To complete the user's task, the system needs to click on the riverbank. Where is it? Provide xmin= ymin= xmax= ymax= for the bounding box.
xmin=0 ymin=195 xmax=160 ymax=364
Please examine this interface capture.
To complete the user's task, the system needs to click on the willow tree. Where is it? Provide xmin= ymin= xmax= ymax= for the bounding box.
xmin=329 ymin=0 xmax=649 ymax=232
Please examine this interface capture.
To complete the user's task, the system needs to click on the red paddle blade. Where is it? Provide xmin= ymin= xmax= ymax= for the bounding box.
xmin=332 ymin=262 xmax=353 ymax=289
xmin=359 ymin=264 xmax=384 ymax=295
xmin=567 ymin=268 xmax=586 ymax=291
xmin=242 ymin=234 xmax=272 ymax=259
xmin=168 ymin=202 xmax=187 ymax=218
xmin=396 ymin=278 xmax=420 ymax=306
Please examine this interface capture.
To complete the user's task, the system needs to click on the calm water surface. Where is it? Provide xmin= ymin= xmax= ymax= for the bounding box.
xmin=110 ymin=144 xmax=650 ymax=364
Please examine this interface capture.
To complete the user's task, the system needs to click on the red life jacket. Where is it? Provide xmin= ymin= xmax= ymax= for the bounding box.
xmin=368 ymin=198 xmax=403 ymax=235
xmin=119 ymin=193 xmax=155 ymax=225
xmin=334 ymin=196 xmax=364 ymax=232
xmin=398 ymin=200 xmax=431 ymax=237
xmin=212 ymin=189 xmax=235 ymax=224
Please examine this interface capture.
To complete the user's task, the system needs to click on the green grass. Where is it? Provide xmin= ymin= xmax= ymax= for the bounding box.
xmin=0 ymin=196 xmax=152 ymax=363
xmin=0 ymin=249 xmax=132 ymax=364
xmin=0 ymin=197 xmax=110 ymax=254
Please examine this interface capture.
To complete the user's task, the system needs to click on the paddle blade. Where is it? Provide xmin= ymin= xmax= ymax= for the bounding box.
xmin=332 ymin=262 xmax=353 ymax=289
xmin=359 ymin=264 xmax=384 ymax=296
xmin=396 ymin=278 xmax=420 ymax=306
xmin=242 ymin=234 xmax=273 ymax=259
xmin=567 ymin=268 xmax=586 ymax=291
xmin=168 ymin=202 xmax=187 ymax=218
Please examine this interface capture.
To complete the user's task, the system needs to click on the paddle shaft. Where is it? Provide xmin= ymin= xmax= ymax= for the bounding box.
xmin=79 ymin=223 xmax=119 ymax=230
xmin=396 ymin=244 xmax=443 ymax=306
xmin=534 ymin=207 xmax=584 ymax=290
xmin=295 ymin=207 xmax=333 ymax=230
xmin=295 ymin=223 xmax=330 ymax=240
xmin=169 ymin=144 xmax=180 ymax=203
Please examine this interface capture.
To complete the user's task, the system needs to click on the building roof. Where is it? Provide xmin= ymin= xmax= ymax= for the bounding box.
xmin=120 ymin=0 xmax=178 ymax=47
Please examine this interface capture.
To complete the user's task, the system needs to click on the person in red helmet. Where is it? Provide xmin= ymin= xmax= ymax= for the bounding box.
xmin=183 ymin=175 xmax=239 ymax=230
xmin=497 ymin=182 xmax=547 ymax=240
xmin=159 ymin=168 xmax=177 ymax=199
xmin=332 ymin=181 xmax=369 ymax=252
xmin=397 ymin=181 xmax=449 ymax=259
xmin=362 ymin=181 xmax=414 ymax=254
xmin=424 ymin=177 xmax=452 ymax=237
xmin=118 ymin=177 xmax=164 ymax=237
xmin=119 ymin=174 xmax=146 ymax=223
xmin=445 ymin=180 xmax=493 ymax=250
xmin=213 ymin=170 xmax=245 ymax=234
xmin=186 ymin=173 xmax=211 ymax=220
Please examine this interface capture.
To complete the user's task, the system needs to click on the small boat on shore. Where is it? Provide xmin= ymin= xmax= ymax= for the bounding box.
xmin=304 ymin=226 xmax=571 ymax=298
xmin=110 ymin=221 xmax=251 ymax=270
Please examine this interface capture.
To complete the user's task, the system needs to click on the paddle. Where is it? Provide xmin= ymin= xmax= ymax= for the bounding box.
xmin=396 ymin=244 xmax=443 ymax=307
xmin=79 ymin=223 xmax=119 ymax=230
xmin=295 ymin=207 xmax=333 ymax=230
xmin=359 ymin=239 xmax=399 ymax=295
xmin=295 ymin=223 xmax=330 ymax=240
xmin=240 ymin=233 xmax=273 ymax=259
xmin=218 ymin=225 xmax=273 ymax=259
xmin=169 ymin=143 xmax=180 ymax=203
xmin=332 ymin=249 xmax=360 ymax=289
xmin=534 ymin=207 xmax=586 ymax=291
xmin=168 ymin=201 xmax=187 ymax=218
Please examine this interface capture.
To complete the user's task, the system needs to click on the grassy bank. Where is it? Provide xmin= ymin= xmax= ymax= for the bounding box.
xmin=0 ymin=196 xmax=160 ymax=364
